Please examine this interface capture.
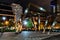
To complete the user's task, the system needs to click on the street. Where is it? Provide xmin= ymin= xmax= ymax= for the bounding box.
xmin=0 ymin=31 xmax=60 ymax=40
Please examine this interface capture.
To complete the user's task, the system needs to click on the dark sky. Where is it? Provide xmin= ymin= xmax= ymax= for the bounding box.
xmin=0 ymin=0 xmax=53 ymax=12
xmin=0 ymin=0 xmax=31 ymax=13
xmin=0 ymin=0 xmax=29 ymax=9
xmin=0 ymin=0 xmax=55 ymax=15
xmin=0 ymin=0 xmax=57 ymax=14
xmin=0 ymin=0 xmax=60 ymax=22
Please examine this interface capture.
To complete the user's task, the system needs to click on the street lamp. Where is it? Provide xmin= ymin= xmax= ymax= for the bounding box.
xmin=23 ymin=20 xmax=28 ymax=26
xmin=24 ymin=8 xmax=28 ymax=14
xmin=2 ymin=17 xmax=6 ymax=20
xmin=5 ymin=21 xmax=9 ymax=25
xmin=39 ymin=7 xmax=46 ymax=11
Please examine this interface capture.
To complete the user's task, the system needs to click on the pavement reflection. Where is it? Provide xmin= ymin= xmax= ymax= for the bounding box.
xmin=0 ymin=31 xmax=60 ymax=40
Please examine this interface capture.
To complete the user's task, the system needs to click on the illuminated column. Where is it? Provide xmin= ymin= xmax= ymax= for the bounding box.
xmin=38 ymin=15 xmax=41 ymax=31
xmin=11 ymin=3 xmax=23 ymax=30
xmin=43 ymin=20 xmax=48 ymax=33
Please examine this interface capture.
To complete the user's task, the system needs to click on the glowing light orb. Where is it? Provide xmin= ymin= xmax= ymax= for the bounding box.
xmin=2 ymin=17 xmax=6 ymax=20
xmin=39 ymin=7 xmax=46 ymax=11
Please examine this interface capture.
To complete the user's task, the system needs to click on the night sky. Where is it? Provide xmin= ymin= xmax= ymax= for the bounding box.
xmin=0 ymin=0 xmax=30 ymax=12
xmin=0 ymin=0 xmax=60 ymax=22
xmin=0 ymin=0 xmax=56 ymax=14
xmin=0 ymin=0 xmax=52 ymax=12
xmin=0 ymin=0 xmax=30 ymax=20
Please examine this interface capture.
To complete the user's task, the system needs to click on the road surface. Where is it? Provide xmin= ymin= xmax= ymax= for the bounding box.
xmin=0 ymin=31 xmax=60 ymax=40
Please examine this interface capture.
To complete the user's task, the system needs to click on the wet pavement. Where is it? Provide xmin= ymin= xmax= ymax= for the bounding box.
xmin=0 ymin=31 xmax=60 ymax=40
